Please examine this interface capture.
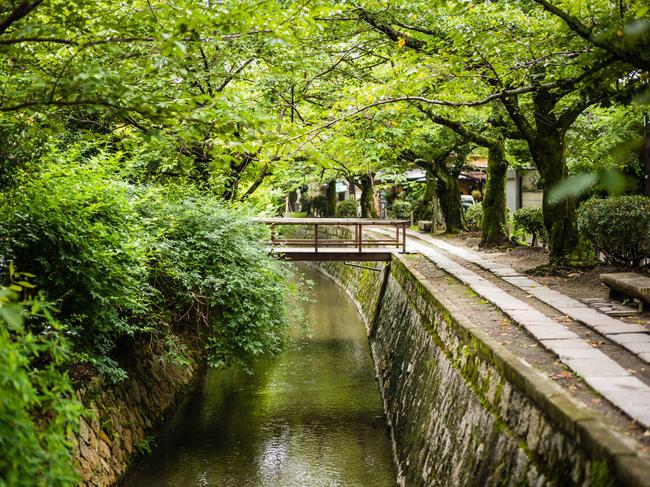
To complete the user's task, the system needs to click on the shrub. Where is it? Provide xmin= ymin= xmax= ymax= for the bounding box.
xmin=512 ymin=207 xmax=547 ymax=246
xmin=0 ymin=154 xmax=152 ymax=381
xmin=390 ymin=200 xmax=412 ymax=220
xmin=0 ymin=150 xmax=292 ymax=379
xmin=336 ymin=199 xmax=359 ymax=218
xmin=471 ymin=189 xmax=482 ymax=203
xmin=139 ymin=188 xmax=290 ymax=369
xmin=578 ymin=195 xmax=650 ymax=266
xmin=465 ymin=203 xmax=483 ymax=231
xmin=0 ymin=276 xmax=82 ymax=486
xmin=307 ymin=195 xmax=328 ymax=216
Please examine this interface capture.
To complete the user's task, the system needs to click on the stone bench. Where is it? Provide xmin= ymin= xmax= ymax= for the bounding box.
xmin=600 ymin=272 xmax=650 ymax=311
xmin=417 ymin=220 xmax=432 ymax=232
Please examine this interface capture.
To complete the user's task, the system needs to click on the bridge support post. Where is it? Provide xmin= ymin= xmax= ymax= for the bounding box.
xmin=357 ymin=224 xmax=362 ymax=253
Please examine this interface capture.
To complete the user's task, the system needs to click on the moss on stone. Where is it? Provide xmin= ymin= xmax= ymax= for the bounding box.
xmin=590 ymin=459 xmax=615 ymax=487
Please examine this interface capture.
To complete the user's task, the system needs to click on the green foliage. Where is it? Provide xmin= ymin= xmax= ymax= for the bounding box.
xmin=0 ymin=277 xmax=82 ymax=487
xmin=139 ymin=188 xmax=290 ymax=369
xmin=0 ymin=148 xmax=291 ymax=379
xmin=578 ymin=196 xmax=650 ymax=267
xmin=307 ymin=195 xmax=328 ymax=217
xmin=512 ymin=208 xmax=547 ymax=246
xmin=0 ymin=149 xmax=151 ymax=380
xmin=389 ymin=200 xmax=412 ymax=220
xmin=336 ymin=199 xmax=359 ymax=218
xmin=465 ymin=204 xmax=483 ymax=232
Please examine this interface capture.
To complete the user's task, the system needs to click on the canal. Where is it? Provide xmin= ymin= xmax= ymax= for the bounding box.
xmin=123 ymin=266 xmax=397 ymax=486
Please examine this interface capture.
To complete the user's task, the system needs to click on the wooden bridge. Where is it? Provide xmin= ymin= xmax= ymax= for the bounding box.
xmin=252 ymin=218 xmax=409 ymax=261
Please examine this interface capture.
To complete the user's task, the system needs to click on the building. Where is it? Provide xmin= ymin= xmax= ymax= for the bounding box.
xmin=506 ymin=168 xmax=543 ymax=211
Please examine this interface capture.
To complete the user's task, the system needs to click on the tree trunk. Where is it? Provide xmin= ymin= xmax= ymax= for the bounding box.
xmin=481 ymin=138 xmax=509 ymax=247
xmin=436 ymin=169 xmax=464 ymax=233
xmin=359 ymin=174 xmax=379 ymax=218
xmin=287 ymin=190 xmax=298 ymax=213
xmin=221 ymin=160 xmax=247 ymax=201
xmin=531 ymin=125 xmax=579 ymax=263
xmin=326 ymin=180 xmax=337 ymax=217
xmin=643 ymin=113 xmax=650 ymax=196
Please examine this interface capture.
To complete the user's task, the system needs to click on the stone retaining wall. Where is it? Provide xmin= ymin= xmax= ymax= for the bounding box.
xmin=72 ymin=337 xmax=202 ymax=486
xmin=315 ymin=255 xmax=650 ymax=487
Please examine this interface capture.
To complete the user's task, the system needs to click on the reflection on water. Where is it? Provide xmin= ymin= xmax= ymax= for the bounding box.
xmin=123 ymin=267 xmax=396 ymax=486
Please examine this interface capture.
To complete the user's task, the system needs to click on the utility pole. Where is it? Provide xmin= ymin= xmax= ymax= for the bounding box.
xmin=644 ymin=113 xmax=650 ymax=197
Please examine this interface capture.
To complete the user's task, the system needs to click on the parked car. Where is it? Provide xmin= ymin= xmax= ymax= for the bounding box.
xmin=461 ymin=194 xmax=475 ymax=210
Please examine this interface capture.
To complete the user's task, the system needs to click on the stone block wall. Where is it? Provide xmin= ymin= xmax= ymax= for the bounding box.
xmin=315 ymin=255 xmax=650 ymax=486
xmin=71 ymin=338 xmax=202 ymax=486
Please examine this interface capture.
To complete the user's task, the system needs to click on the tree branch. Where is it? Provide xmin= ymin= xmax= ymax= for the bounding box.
xmin=240 ymin=162 xmax=273 ymax=201
xmin=357 ymin=9 xmax=428 ymax=51
xmin=532 ymin=0 xmax=650 ymax=70
xmin=0 ymin=0 xmax=44 ymax=36
xmin=500 ymin=96 xmax=535 ymax=143
xmin=417 ymin=106 xmax=496 ymax=149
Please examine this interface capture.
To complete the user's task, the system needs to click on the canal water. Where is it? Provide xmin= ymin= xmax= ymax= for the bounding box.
xmin=123 ymin=266 xmax=396 ymax=486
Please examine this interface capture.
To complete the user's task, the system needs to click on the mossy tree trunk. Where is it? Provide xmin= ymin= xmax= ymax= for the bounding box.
xmin=503 ymin=90 xmax=586 ymax=264
xmin=418 ymin=105 xmax=510 ymax=245
xmin=531 ymin=126 xmax=579 ymax=262
xmin=287 ymin=190 xmax=298 ymax=213
xmin=435 ymin=168 xmax=464 ymax=233
xmin=359 ymin=174 xmax=379 ymax=218
xmin=326 ymin=180 xmax=337 ymax=217
xmin=480 ymin=137 xmax=509 ymax=246
xmin=414 ymin=167 xmax=437 ymax=221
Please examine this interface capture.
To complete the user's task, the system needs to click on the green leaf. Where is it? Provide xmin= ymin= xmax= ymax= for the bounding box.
xmin=0 ymin=303 xmax=24 ymax=331
xmin=547 ymin=173 xmax=598 ymax=204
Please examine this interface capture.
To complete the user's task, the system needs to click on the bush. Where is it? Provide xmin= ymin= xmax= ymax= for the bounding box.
xmin=390 ymin=200 xmax=412 ymax=220
xmin=0 ymin=154 xmax=152 ymax=380
xmin=471 ymin=189 xmax=482 ymax=203
xmin=137 ymin=187 xmax=290 ymax=369
xmin=0 ymin=150 xmax=292 ymax=379
xmin=578 ymin=195 xmax=650 ymax=266
xmin=307 ymin=195 xmax=328 ymax=216
xmin=512 ymin=207 xmax=547 ymax=246
xmin=0 ymin=277 xmax=82 ymax=486
xmin=465 ymin=203 xmax=483 ymax=231
xmin=336 ymin=199 xmax=359 ymax=218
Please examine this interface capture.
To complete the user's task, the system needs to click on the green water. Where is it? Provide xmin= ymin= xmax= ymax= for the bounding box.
xmin=123 ymin=267 xmax=396 ymax=486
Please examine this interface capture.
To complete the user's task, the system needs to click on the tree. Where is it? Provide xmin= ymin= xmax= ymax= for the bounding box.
xmin=312 ymin=1 xmax=646 ymax=262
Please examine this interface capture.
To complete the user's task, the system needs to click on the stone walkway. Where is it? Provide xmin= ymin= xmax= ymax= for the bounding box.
xmin=371 ymin=228 xmax=650 ymax=429
xmin=412 ymin=231 xmax=650 ymax=363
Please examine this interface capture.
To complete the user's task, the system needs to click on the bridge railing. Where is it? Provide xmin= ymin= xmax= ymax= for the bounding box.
xmin=252 ymin=218 xmax=409 ymax=254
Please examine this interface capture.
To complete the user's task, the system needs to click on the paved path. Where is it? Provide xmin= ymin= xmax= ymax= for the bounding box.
xmin=371 ymin=228 xmax=650 ymax=429
xmin=410 ymin=231 xmax=650 ymax=363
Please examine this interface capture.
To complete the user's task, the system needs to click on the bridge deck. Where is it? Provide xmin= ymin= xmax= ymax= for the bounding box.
xmin=267 ymin=247 xmax=396 ymax=262
xmin=254 ymin=217 xmax=410 ymax=260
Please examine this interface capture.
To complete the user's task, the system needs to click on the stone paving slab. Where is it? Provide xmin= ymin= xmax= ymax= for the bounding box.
xmin=554 ymin=348 xmax=605 ymax=360
xmin=585 ymin=375 xmax=649 ymax=393
xmin=564 ymin=357 xmax=630 ymax=377
xmin=525 ymin=325 xmax=581 ymax=340
xmin=386 ymin=232 xmax=650 ymax=429
xmin=503 ymin=309 xmax=560 ymax=326
xmin=540 ymin=338 xmax=594 ymax=350
xmin=604 ymin=337 xmax=650 ymax=356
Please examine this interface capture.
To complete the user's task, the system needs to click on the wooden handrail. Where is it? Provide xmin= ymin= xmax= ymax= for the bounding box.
xmin=253 ymin=217 xmax=409 ymax=254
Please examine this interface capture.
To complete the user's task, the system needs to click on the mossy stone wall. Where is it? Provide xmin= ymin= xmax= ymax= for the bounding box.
xmin=72 ymin=338 xmax=202 ymax=486
xmin=315 ymin=253 xmax=649 ymax=487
